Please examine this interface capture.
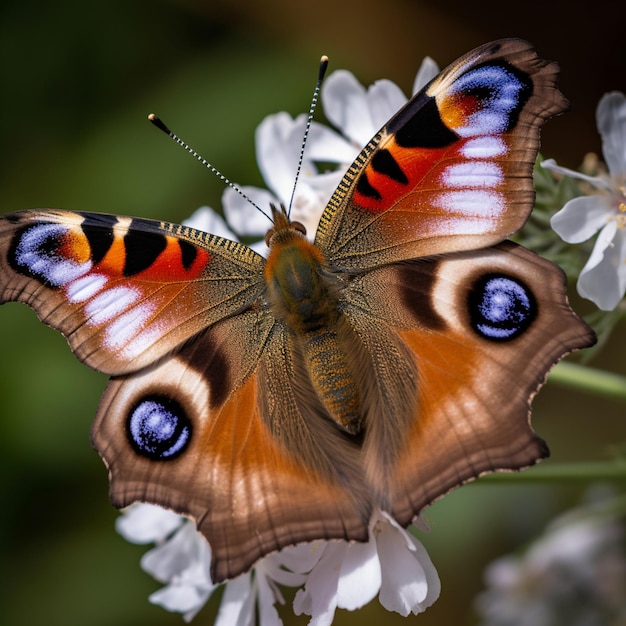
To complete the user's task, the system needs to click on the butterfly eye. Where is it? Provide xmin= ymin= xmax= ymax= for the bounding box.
xmin=292 ymin=221 xmax=307 ymax=236
xmin=127 ymin=395 xmax=191 ymax=460
xmin=264 ymin=228 xmax=275 ymax=247
xmin=468 ymin=274 xmax=537 ymax=341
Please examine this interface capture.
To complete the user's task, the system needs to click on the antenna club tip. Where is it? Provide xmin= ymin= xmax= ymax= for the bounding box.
xmin=148 ymin=113 xmax=171 ymax=134
xmin=318 ymin=55 xmax=329 ymax=81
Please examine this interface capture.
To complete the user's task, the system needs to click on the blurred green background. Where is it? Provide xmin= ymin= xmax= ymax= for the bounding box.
xmin=0 ymin=1 xmax=624 ymax=624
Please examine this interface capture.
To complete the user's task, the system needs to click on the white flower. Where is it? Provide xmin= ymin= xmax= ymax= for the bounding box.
xmin=222 ymin=113 xmax=352 ymax=253
xmin=117 ymin=58 xmax=443 ymax=623
xmin=116 ymin=504 xmax=216 ymax=621
xmin=543 ymin=91 xmax=626 ymax=310
xmin=293 ymin=510 xmax=440 ymax=625
xmin=475 ymin=495 xmax=626 ymax=626
xmin=182 ymin=205 xmax=239 ymax=240
xmin=117 ymin=503 xmax=309 ymax=624
xmin=222 ymin=57 xmax=439 ymax=253
xmin=322 ymin=56 xmax=439 ymax=148
xmin=117 ymin=505 xmax=440 ymax=625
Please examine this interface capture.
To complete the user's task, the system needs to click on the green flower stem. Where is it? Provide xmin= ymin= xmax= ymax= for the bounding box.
xmin=549 ymin=361 xmax=626 ymax=402
xmin=480 ymin=461 xmax=626 ymax=483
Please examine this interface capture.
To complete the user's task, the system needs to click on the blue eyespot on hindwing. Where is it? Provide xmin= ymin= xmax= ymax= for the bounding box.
xmin=468 ymin=273 xmax=536 ymax=341
xmin=127 ymin=395 xmax=191 ymax=460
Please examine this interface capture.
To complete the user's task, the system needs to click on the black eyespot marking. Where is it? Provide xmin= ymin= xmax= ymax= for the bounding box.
xmin=371 ymin=149 xmax=408 ymax=185
xmin=79 ymin=212 xmax=116 ymax=264
xmin=356 ymin=171 xmax=382 ymax=201
xmin=127 ymin=395 xmax=191 ymax=460
xmin=123 ymin=219 xmax=168 ymax=276
xmin=179 ymin=239 xmax=198 ymax=270
xmin=468 ymin=274 xmax=536 ymax=341
xmin=389 ymin=95 xmax=458 ymax=148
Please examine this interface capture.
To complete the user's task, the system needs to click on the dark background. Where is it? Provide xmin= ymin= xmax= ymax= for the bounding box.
xmin=0 ymin=1 xmax=624 ymax=624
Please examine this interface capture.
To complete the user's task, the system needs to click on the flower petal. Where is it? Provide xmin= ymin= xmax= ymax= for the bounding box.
xmin=182 ymin=206 xmax=238 ymax=240
xmin=376 ymin=522 xmax=440 ymax=615
xmin=255 ymin=112 xmax=306 ymax=204
xmin=140 ymin=522 xmax=211 ymax=584
xmin=476 ymin=491 xmax=626 ymax=625
xmin=336 ymin=539 xmax=381 ymax=611
xmin=305 ymin=122 xmax=358 ymax=164
xmin=578 ymin=220 xmax=618 ymax=272
xmin=597 ymin=91 xmax=626 ymax=177
xmin=413 ymin=57 xmax=440 ymax=94
xmin=289 ymin=172 xmax=344 ymax=237
xmin=215 ymin=575 xmax=255 ymax=626
xmin=256 ymin=571 xmax=285 ymax=626
xmin=293 ymin=543 xmax=347 ymax=626
xmin=366 ymin=79 xmax=408 ymax=130
xmin=115 ymin=503 xmax=183 ymax=544
xmin=222 ymin=186 xmax=275 ymax=238
xmin=270 ymin=541 xmax=325 ymax=577
xmin=149 ymin=581 xmax=213 ymax=617
xmin=577 ymin=221 xmax=626 ymax=310
xmin=322 ymin=70 xmax=377 ymax=147
xmin=542 ymin=159 xmax=612 ymax=192
xmin=550 ymin=195 xmax=613 ymax=243
xmin=412 ymin=514 xmax=432 ymax=534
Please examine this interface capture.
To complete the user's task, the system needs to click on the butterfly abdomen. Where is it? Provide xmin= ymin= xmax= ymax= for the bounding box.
xmin=302 ymin=327 xmax=362 ymax=434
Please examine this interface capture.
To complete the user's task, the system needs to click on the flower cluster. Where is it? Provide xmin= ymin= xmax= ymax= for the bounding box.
xmin=543 ymin=91 xmax=626 ymax=311
xmin=117 ymin=504 xmax=440 ymax=624
xmin=475 ymin=490 xmax=626 ymax=626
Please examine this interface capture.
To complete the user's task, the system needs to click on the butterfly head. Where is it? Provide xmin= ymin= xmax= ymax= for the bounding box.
xmin=264 ymin=204 xmax=308 ymax=248
xmin=263 ymin=202 xmax=338 ymax=329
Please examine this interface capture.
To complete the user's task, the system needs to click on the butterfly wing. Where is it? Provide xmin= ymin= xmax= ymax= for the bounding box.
xmin=0 ymin=39 xmax=596 ymax=585
xmin=93 ymin=309 xmax=370 ymax=582
xmin=0 ymin=210 xmax=375 ymax=580
xmin=340 ymin=243 xmax=596 ymax=517
xmin=315 ymin=39 xmax=567 ymax=269
xmin=0 ymin=210 xmax=265 ymax=374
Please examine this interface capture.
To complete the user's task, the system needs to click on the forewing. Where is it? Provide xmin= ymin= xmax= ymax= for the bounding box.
xmin=315 ymin=39 xmax=567 ymax=269
xmin=0 ymin=210 xmax=265 ymax=374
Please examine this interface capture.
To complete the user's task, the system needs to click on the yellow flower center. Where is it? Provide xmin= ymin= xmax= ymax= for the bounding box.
xmin=614 ymin=184 xmax=626 ymax=228
xmin=618 ymin=202 xmax=626 ymax=229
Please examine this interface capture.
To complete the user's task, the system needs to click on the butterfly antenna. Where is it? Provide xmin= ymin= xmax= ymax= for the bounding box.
xmin=147 ymin=113 xmax=272 ymax=222
xmin=287 ymin=55 xmax=329 ymax=218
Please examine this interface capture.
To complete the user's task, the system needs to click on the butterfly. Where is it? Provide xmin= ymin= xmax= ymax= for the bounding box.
xmin=0 ymin=39 xmax=595 ymax=582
